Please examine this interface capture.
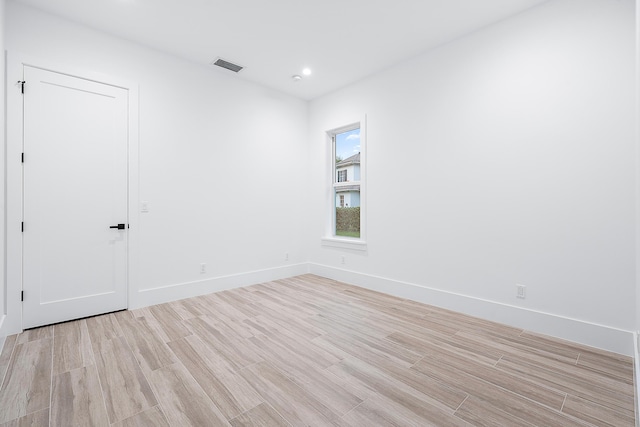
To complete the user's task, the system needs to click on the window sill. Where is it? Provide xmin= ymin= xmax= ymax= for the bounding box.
xmin=321 ymin=237 xmax=368 ymax=251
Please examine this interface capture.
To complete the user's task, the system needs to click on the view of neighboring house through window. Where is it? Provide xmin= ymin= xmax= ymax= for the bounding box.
xmin=333 ymin=127 xmax=361 ymax=238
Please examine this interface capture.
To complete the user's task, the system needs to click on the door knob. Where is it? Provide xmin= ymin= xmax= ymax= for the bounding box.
xmin=109 ymin=224 xmax=126 ymax=230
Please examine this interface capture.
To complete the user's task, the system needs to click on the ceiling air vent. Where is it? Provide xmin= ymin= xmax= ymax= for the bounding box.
xmin=211 ymin=57 xmax=244 ymax=73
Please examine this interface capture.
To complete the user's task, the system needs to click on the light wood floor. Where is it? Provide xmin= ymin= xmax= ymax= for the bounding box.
xmin=0 ymin=274 xmax=634 ymax=426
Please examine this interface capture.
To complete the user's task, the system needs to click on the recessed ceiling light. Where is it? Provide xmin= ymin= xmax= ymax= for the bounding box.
xmin=292 ymin=75 xmax=302 ymax=82
xmin=302 ymin=68 xmax=312 ymax=76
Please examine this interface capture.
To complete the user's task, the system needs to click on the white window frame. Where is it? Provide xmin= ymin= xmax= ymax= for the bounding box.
xmin=322 ymin=116 xmax=367 ymax=251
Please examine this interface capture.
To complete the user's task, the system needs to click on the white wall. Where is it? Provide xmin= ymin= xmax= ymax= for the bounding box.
xmin=309 ymin=0 xmax=636 ymax=354
xmin=635 ymin=0 xmax=640 ymax=405
xmin=2 ymin=2 xmax=309 ymax=336
xmin=0 ymin=0 xmax=6 ymax=345
xmin=0 ymin=0 xmax=636 ymax=357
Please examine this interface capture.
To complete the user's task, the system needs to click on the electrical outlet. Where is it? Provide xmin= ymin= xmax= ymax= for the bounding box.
xmin=516 ymin=284 xmax=526 ymax=299
xmin=200 ymin=263 xmax=206 ymax=274
xmin=140 ymin=201 xmax=149 ymax=213
xmin=285 ymin=252 xmax=289 ymax=261
xmin=341 ymin=256 xmax=346 ymax=265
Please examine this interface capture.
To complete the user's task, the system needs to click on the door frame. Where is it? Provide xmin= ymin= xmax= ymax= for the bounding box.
xmin=3 ymin=53 xmax=140 ymax=336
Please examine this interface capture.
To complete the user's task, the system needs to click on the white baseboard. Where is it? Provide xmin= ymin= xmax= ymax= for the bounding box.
xmin=309 ymin=263 xmax=634 ymax=357
xmin=132 ymin=263 xmax=310 ymax=309
xmin=0 ymin=315 xmax=6 ymax=351
xmin=634 ymin=332 xmax=639 ymax=427
xmin=2 ymin=261 xmax=634 ymax=357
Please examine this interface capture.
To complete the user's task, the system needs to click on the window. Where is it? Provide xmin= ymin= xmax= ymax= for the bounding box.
xmin=332 ymin=126 xmax=362 ymax=239
xmin=322 ymin=116 xmax=366 ymax=250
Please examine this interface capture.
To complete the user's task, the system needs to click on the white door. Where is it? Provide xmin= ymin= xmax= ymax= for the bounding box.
xmin=22 ymin=66 xmax=129 ymax=329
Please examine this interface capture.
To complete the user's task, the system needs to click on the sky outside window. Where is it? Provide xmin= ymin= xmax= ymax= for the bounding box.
xmin=335 ymin=128 xmax=360 ymax=161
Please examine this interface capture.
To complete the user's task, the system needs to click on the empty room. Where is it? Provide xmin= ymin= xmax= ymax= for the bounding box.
xmin=0 ymin=0 xmax=637 ymax=425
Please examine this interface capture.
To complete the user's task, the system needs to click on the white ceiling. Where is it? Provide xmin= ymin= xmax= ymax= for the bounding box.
xmin=12 ymin=0 xmax=549 ymax=100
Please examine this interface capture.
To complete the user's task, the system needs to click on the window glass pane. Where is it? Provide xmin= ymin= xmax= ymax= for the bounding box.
xmin=334 ymin=128 xmax=360 ymax=238
xmin=335 ymin=128 xmax=361 ymax=183
xmin=335 ymin=188 xmax=360 ymax=237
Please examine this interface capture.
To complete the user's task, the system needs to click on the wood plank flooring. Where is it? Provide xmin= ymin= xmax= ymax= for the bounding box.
xmin=0 ymin=274 xmax=634 ymax=426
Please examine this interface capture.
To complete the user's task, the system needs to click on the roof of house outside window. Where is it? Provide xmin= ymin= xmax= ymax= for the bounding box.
xmin=336 ymin=152 xmax=360 ymax=168
xmin=335 ymin=185 xmax=360 ymax=192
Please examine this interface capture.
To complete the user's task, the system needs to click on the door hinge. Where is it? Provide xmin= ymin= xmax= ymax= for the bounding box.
xmin=18 ymin=81 xmax=25 ymax=94
xmin=21 ymin=222 xmax=24 ymax=232
xmin=21 ymin=291 xmax=24 ymax=302
xmin=21 ymin=153 xmax=24 ymax=163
